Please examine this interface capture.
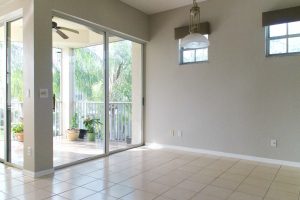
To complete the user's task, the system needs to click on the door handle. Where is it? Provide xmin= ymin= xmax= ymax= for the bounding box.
xmin=53 ymin=94 xmax=56 ymax=112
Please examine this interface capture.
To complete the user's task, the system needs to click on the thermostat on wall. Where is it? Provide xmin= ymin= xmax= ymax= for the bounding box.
xmin=39 ymin=89 xmax=49 ymax=98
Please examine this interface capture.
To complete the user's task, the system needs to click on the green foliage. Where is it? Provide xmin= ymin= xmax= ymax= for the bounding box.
xmin=11 ymin=43 xmax=24 ymax=102
xmin=53 ymin=69 xmax=60 ymax=99
xmin=12 ymin=122 xmax=24 ymax=134
xmin=74 ymin=41 xmax=133 ymax=102
xmin=109 ymin=41 xmax=132 ymax=102
xmin=53 ymin=49 xmax=61 ymax=99
xmin=74 ymin=46 xmax=104 ymax=101
xmin=71 ymin=113 xmax=79 ymax=129
xmin=83 ymin=117 xmax=102 ymax=133
xmin=11 ymin=68 xmax=23 ymax=101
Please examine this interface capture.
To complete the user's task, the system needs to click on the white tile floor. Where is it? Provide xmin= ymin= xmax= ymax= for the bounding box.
xmin=0 ymin=146 xmax=300 ymax=200
xmin=0 ymin=137 xmax=131 ymax=167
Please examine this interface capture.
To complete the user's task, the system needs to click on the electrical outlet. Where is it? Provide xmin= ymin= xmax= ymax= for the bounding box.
xmin=270 ymin=139 xmax=277 ymax=148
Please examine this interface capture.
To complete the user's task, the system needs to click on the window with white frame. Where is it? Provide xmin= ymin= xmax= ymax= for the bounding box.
xmin=266 ymin=21 xmax=300 ymax=56
xmin=180 ymin=35 xmax=208 ymax=64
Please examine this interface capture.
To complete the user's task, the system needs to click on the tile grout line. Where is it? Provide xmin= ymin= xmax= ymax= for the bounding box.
xmin=101 ymin=152 xmax=190 ymax=199
xmin=262 ymin=165 xmax=282 ymax=200
xmin=152 ymin=154 xmax=205 ymax=199
xmin=224 ymin=161 xmax=260 ymax=200
xmin=152 ymin=154 xmax=221 ymax=200
xmin=113 ymin=152 xmax=199 ymax=200
xmin=186 ymin=156 xmax=240 ymax=200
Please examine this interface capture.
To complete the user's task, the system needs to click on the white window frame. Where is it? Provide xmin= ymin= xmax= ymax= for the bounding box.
xmin=266 ymin=21 xmax=300 ymax=56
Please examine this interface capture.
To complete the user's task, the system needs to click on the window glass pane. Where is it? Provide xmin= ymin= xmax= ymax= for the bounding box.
xmin=288 ymin=37 xmax=300 ymax=53
xmin=9 ymin=19 xmax=24 ymax=166
xmin=183 ymin=50 xmax=195 ymax=63
xmin=196 ymin=48 xmax=208 ymax=62
xmin=269 ymin=39 xmax=287 ymax=54
xmin=288 ymin=21 xmax=300 ymax=35
xmin=269 ymin=24 xmax=287 ymax=37
xmin=108 ymin=36 xmax=143 ymax=151
xmin=52 ymin=16 xmax=106 ymax=167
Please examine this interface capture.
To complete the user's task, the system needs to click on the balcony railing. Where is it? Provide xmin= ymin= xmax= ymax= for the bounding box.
xmin=73 ymin=101 xmax=132 ymax=142
xmin=4 ymin=101 xmax=133 ymax=143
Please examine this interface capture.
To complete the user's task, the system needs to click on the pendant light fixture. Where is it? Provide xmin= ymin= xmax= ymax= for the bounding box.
xmin=180 ymin=0 xmax=209 ymax=49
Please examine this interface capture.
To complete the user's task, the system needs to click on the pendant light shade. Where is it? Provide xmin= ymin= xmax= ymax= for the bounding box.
xmin=180 ymin=0 xmax=209 ymax=50
xmin=180 ymin=33 xmax=209 ymax=49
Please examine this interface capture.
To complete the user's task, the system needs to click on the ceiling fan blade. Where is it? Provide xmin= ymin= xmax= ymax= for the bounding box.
xmin=57 ymin=27 xmax=79 ymax=34
xmin=56 ymin=29 xmax=69 ymax=39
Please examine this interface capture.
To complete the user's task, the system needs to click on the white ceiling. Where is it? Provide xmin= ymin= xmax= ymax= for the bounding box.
xmin=120 ymin=0 xmax=206 ymax=15
xmin=0 ymin=0 xmax=204 ymax=15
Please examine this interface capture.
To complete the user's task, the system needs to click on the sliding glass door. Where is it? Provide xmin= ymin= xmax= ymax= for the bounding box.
xmin=0 ymin=24 xmax=5 ymax=161
xmin=0 ymin=18 xmax=24 ymax=167
xmin=8 ymin=18 xmax=24 ymax=166
xmin=52 ymin=17 xmax=106 ymax=167
xmin=1 ymin=15 xmax=144 ymax=169
xmin=51 ymin=16 xmax=144 ymax=166
xmin=108 ymin=36 xmax=143 ymax=152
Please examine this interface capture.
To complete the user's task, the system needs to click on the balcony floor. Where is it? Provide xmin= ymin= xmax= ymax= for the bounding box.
xmin=0 ymin=136 xmax=131 ymax=167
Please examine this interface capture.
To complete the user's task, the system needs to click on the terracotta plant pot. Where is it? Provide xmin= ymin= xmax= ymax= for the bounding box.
xmin=66 ymin=129 xmax=79 ymax=141
xmin=15 ymin=132 xmax=24 ymax=142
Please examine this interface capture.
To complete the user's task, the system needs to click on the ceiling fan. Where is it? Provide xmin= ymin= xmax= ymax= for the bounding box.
xmin=52 ymin=20 xmax=79 ymax=39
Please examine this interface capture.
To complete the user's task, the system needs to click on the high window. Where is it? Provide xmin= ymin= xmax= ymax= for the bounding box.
xmin=266 ymin=21 xmax=300 ymax=56
xmin=180 ymin=35 xmax=208 ymax=64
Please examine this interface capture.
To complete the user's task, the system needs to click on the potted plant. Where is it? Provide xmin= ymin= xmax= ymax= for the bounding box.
xmin=83 ymin=117 xmax=102 ymax=142
xmin=12 ymin=122 xmax=24 ymax=142
xmin=66 ymin=113 xmax=79 ymax=141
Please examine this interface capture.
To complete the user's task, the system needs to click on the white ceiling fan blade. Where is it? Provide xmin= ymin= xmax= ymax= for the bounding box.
xmin=58 ymin=27 xmax=79 ymax=34
xmin=56 ymin=29 xmax=69 ymax=39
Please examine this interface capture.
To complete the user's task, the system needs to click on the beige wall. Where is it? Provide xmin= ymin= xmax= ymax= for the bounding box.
xmin=146 ymin=0 xmax=300 ymax=162
xmin=53 ymin=0 xmax=149 ymax=41
xmin=0 ymin=0 xmax=149 ymax=41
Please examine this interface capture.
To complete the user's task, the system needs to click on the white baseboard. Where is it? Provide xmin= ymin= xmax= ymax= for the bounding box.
xmin=23 ymin=168 xmax=54 ymax=178
xmin=146 ymin=143 xmax=300 ymax=168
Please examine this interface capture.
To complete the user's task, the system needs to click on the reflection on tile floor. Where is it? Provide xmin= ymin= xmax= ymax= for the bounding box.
xmin=0 ymin=137 xmax=131 ymax=167
xmin=1 ymin=146 xmax=300 ymax=200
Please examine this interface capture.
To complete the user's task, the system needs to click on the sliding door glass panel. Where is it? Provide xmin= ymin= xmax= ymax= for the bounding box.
xmin=108 ymin=36 xmax=143 ymax=151
xmin=8 ymin=19 xmax=24 ymax=166
xmin=0 ymin=25 xmax=5 ymax=161
xmin=53 ymin=48 xmax=62 ymax=138
xmin=52 ymin=17 xmax=105 ymax=166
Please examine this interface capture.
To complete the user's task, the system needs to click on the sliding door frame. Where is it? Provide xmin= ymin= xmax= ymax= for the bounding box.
xmin=55 ymin=28 xmax=107 ymax=169
xmin=0 ymin=10 xmax=23 ymax=169
xmin=52 ymin=11 xmax=145 ymax=164
xmin=0 ymin=21 xmax=5 ymax=164
xmin=106 ymin=32 xmax=145 ymax=154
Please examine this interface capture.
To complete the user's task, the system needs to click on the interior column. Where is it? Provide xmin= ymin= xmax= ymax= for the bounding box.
xmin=23 ymin=0 xmax=53 ymax=177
